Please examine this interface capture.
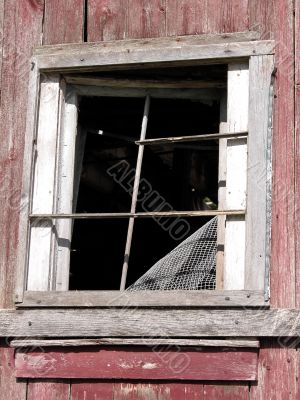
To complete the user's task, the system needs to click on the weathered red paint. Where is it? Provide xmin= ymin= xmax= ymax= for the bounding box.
xmin=15 ymin=347 xmax=258 ymax=381
xmin=27 ymin=381 xmax=70 ymax=400
xmin=128 ymin=0 xmax=166 ymax=38
xmin=0 ymin=344 xmax=26 ymax=400
xmin=43 ymin=0 xmax=85 ymax=45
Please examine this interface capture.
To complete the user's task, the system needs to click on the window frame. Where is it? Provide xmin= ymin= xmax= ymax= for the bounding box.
xmin=15 ymin=33 xmax=275 ymax=308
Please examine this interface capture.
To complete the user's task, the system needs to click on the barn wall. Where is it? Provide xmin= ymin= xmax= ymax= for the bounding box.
xmin=0 ymin=0 xmax=298 ymax=398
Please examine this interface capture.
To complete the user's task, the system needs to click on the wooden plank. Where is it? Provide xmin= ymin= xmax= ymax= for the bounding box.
xmin=0 ymin=0 xmax=5 ymax=88
xmin=296 ymin=0 xmax=300 ymax=85
xmin=296 ymin=86 xmax=300 ymax=307
xmin=137 ymin=132 xmax=247 ymax=145
xmin=43 ymin=0 xmax=84 ymax=45
xmin=71 ymin=382 xmax=114 ymax=400
xmin=27 ymin=381 xmax=70 ymax=400
xmin=2 ymin=309 xmax=300 ymax=337
xmin=19 ymin=290 xmax=266 ymax=308
xmin=166 ymin=0 xmax=249 ymax=36
xmin=249 ymin=339 xmax=298 ymax=400
xmin=0 ymin=344 xmax=26 ymax=400
xmin=127 ymin=0 xmax=166 ymax=39
xmin=26 ymin=75 xmax=61 ymax=291
xmin=159 ymin=384 xmax=204 ymax=400
xmin=15 ymin=347 xmax=258 ymax=380
xmin=10 ymin=338 xmax=260 ymax=348
xmin=65 ymin=75 xmax=226 ymax=89
xmin=87 ymin=0 xmax=127 ymax=42
xmin=0 ymin=0 xmax=44 ymax=308
xmin=35 ymin=40 xmax=275 ymax=72
xmin=223 ymin=63 xmax=248 ymax=290
xmin=29 ymin=209 xmax=246 ymax=219
xmin=71 ymin=84 xmax=222 ymax=101
xmin=53 ymin=88 xmax=78 ymax=291
xmin=245 ymin=55 xmax=274 ymax=291
xmin=204 ymin=384 xmax=250 ymax=399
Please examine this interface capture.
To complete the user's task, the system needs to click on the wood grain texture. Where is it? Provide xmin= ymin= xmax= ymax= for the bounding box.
xmin=0 ymin=0 xmax=44 ymax=308
xmin=10 ymin=338 xmax=260 ymax=348
xmin=43 ymin=0 xmax=84 ymax=45
xmin=88 ymin=0 xmax=127 ymax=42
xmin=0 ymin=344 xmax=26 ymax=400
xmin=0 ymin=0 xmax=5 ymax=91
xmin=15 ymin=347 xmax=258 ymax=380
xmin=250 ymin=0 xmax=295 ymax=309
xmin=128 ymin=0 xmax=166 ymax=39
xmin=19 ymin=290 xmax=267 ymax=307
xmin=245 ymin=55 xmax=274 ymax=291
xmin=296 ymin=0 xmax=300 ymax=84
xmin=71 ymin=382 xmax=114 ymax=400
xmin=296 ymin=86 xmax=300 ymax=308
xmin=204 ymin=384 xmax=250 ymax=399
xmin=166 ymin=0 xmax=249 ymax=36
xmin=249 ymin=339 xmax=298 ymax=399
xmin=27 ymin=381 xmax=70 ymax=400
xmin=36 ymin=39 xmax=275 ymax=72
xmin=2 ymin=309 xmax=300 ymax=338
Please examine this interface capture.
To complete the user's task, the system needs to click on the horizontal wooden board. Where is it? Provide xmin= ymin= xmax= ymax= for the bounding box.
xmin=34 ymin=39 xmax=275 ymax=72
xmin=1 ymin=309 xmax=299 ymax=337
xmin=15 ymin=347 xmax=258 ymax=380
xmin=19 ymin=290 xmax=267 ymax=307
xmin=10 ymin=338 xmax=260 ymax=348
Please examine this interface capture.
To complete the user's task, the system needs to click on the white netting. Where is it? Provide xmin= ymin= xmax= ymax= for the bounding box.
xmin=127 ymin=217 xmax=217 ymax=291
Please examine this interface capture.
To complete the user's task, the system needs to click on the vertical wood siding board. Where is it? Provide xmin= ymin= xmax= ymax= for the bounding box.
xmin=87 ymin=0 xmax=127 ymax=42
xmin=249 ymin=339 xmax=298 ymax=399
xmin=127 ymin=0 xmax=166 ymax=39
xmin=0 ymin=345 xmax=27 ymax=400
xmin=27 ymin=381 xmax=70 ymax=400
xmin=71 ymin=382 xmax=114 ymax=400
xmin=0 ymin=0 xmax=44 ymax=308
xmin=296 ymin=87 xmax=300 ymax=307
xmin=203 ymin=384 xmax=250 ymax=399
xmin=43 ymin=0 xmax=85 ymax=45
xmin=0 ymin=0 xmax=5 ymax=93
xmin=296 ymin=0 xmax=300 ymax=84
xmin=269 ymin=0 xmax=295 ymax=309
xmin=250 ymin=0 xmax=295 ymax=308
xmin=245 ymin=55 xmax=275 ymax=291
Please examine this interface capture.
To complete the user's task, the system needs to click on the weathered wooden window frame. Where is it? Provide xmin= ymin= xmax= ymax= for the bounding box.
xmin=15 ymin=33 xmax=275 ymax=308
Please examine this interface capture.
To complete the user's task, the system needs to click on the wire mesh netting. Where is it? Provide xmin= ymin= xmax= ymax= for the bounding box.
xmin=127 ymin=217 xmax=217 ymax=291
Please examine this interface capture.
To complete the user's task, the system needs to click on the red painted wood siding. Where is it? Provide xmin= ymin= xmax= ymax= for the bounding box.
xmin=15 ymin=347 xmax=258 ymax=381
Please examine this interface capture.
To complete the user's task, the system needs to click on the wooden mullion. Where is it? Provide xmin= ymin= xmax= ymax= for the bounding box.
xmin=120 ymin=95 xmax=151 ymax=290
xmin=136 ymin=131 xmax=247 ymax=145
xmin=29 ymin=210 xmax=246 ymax=220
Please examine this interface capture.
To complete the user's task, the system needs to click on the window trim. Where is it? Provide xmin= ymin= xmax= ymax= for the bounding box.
xmin=15 ymin=33 xmax=275 ymax=307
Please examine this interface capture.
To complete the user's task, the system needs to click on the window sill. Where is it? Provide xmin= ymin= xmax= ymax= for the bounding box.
xmin=17 ymin=290 xmax=268 ymax=308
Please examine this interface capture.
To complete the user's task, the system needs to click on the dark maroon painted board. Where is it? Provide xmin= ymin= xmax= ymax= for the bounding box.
xmin=15 ymin=347 xmax=258 ymax=381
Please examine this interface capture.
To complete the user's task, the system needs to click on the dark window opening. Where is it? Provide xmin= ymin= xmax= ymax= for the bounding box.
xmin=70 ymin=92 xmax=221 ymax=290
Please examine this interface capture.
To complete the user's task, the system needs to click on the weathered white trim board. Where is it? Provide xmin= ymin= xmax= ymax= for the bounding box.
xmin=19 ymin=290 xmax=267 ymax=307
xmin=1 ymin=309 xmax=300 ymax=337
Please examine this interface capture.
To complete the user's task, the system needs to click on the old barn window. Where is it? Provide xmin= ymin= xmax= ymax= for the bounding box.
xmin=15 ymin=35 xmax=275 ymax=307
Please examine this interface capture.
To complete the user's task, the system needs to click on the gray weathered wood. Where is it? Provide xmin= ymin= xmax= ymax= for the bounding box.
xmin=1 ymin=309 xmax=300 ymax=337
xmin=245 ymin=55 xmax=275 ymax=291
xmin=19 ymin=290 xmax=266 ymax=308
xmin=65 ymin=75 xmax=226 ymax=89
xmin=15 ymin=60 xmax=40 ymax=303
xmin=35 ymin=31 xmax=262 ymax=56
xmin=29 ymin=210 xmax=245 ymax=219
xmin=35 ymin=40 xmax=275 ymax=72
xmin=10 ymin=338 xmax=260 ymax=348
xmin=137 ymin=131 xmax=247 ymax=145
xmin=71 ymin=84 xmax=222 ymax=101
